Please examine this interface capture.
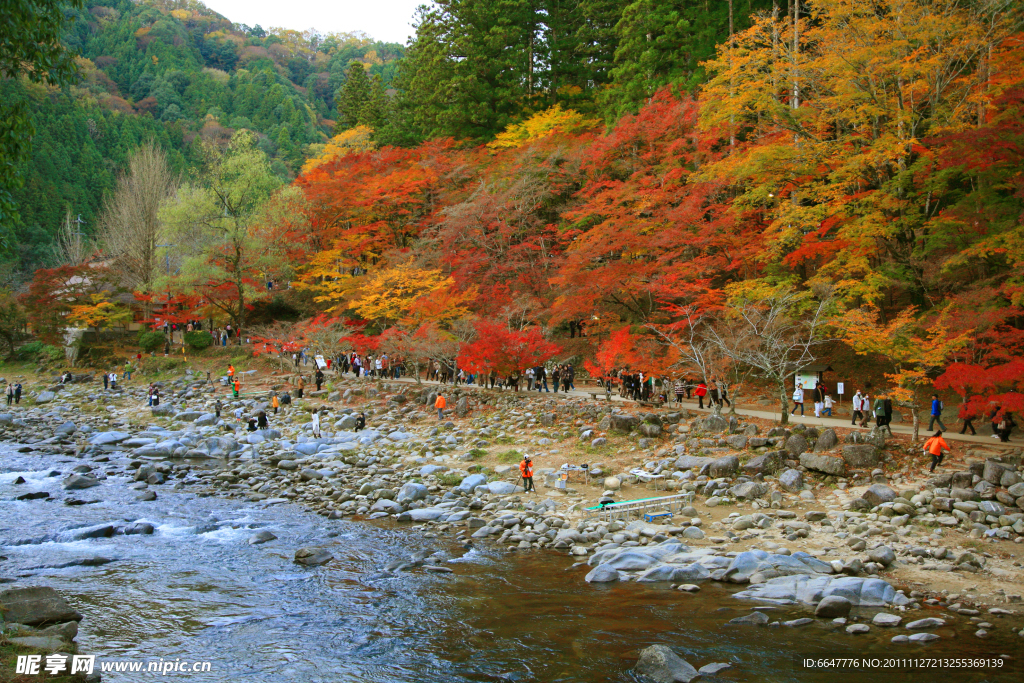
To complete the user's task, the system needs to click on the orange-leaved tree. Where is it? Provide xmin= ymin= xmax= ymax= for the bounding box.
xmin=459 ymin=320 xmax=561 ymax=380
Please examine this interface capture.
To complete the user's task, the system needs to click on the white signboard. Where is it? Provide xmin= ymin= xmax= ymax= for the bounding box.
xmin=836 ymin=382 xmax=845 ymax=395
xmin=315 ymin=354 xmax=327 ymax=370
xmin=794 ymin=372 xmax=818 ymax=391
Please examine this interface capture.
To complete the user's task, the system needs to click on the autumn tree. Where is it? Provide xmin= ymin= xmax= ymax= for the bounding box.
xmin=99 ymin=142 xmax=177 ymax=291
xmin=159 ymin=131 xmax=284 ymax=332
xmin=835 ymin=305 xmax=971 ymax=440
xmin=459 ymin=320 xmax=562 ymax=380
xmin=349 ymin=262 xmax=458 ymax=328
xmin=20 ymin=263 xmax=124 ymax=346
xmin=0 ymin=288 xmax=26 ymax=358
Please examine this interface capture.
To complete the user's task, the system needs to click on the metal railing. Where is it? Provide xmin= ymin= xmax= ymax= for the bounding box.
xmin=584 ymin=492 xmax=695 ymax=523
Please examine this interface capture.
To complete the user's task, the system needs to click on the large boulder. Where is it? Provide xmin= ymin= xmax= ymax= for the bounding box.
xmin=742 ymin=451 xmax=784 ymax=476
xmin=707 ymin=456 xmax=739 ymax=478
xmin=0 ymin=587 xmax=82 ymax=625
xmin=983 ymin=460 xmax=1011 ymax=485
xmin=729 ymin=481 xmax=769 ymax=500
xmin=702 ymin=414 xmax=728 ymax=433
xmin=62 ymin=474 xmax=99 ymax=490
xmin=674 ymin=455 xmax=715 ymax=470
xmin=813 ymin=429 xmax=838 ymax=452
xmin=779 ymin=469 xmax=804 ymax=493
xmin=862 ymin=484 xmax=896 ymax=507
xmin=88 ymin=431 xmax=130 ymax=446
xmin=174 ymin=411 xmax=204 ymax=422
xmin=815 ymin=595 xmax=852 ymax=618
xmin=635 ymin=645 xmax=700 ymax=683
xmin=842 ymin=444 xmax=880 ymax=468
xmin=799 ymin=453 xmax=845 ymax=476
xmin=336 ymin=414 xmax=357 ymax=430
xmin=785 ymin=434 xmax=809 ymax=457
xmin=455 ymin=397 xmax=470 ymax=417
xmin=639 ymin=422 xmax=662 ymax=438
xmin=585 ymin=565 xmax=620 ymax=583
xmin=609 ymin=414 xmax=640 ymax=433
xmin=396 ymin=482 xmax=428 ymax=504
xmin=458 ymin=473 xmax=487 ymax=492
xmin=35 ymin=391 xmax=56 ymax=404
xmin=150 ymin=404 xmax=174 ymax=416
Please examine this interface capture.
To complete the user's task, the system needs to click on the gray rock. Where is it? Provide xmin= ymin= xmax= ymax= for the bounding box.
xmin=680 ymin=527 xmax=705 ymax=540
xmin=248 ymin=530 xmax=277 ymax=545
xmin=585 ymin=565 xmax=620 ymax=583
xmin=458 ymin=473 xmax=487 ymax=492
xmin=55 ymin=422 xmax=76 ymax=435
xmin=815 ymin=595 xmax=853 ymax=618
xmin=906 ymin=618 xmax=944 ymax=630
xmin=742 ymin=451 xmax=784 ymax=475
xmin=0 ymin=586 xmax=82 ymax=625
xmin=486 ymin=481 xmax=520 ymax=495
xmin=396 ymin=482 xmax=428 ymax=504
xmin=708 ymin=455 xmax=739 ymax=477
xmin=698 ymin=663 xmax=731 ymax=675
xmin=35 ymin=620 xmax=78 ymax=642
xmin=779 ymin=469 xmax=804 ymax=493
xmin=785 ymin=434 xmax=809 ymax=457
xmin=174 ymin=410 xmax=204 ymax=422
xmin=88 ymin=430 xmax=130 ymax=446
xmin=983 ymin=459 xmax=1010 ymax=485
xmin=868 ymin=546 xmax=895 ymax=567
xmin=294 ymin=547 xmax=333 ymax=566
xmin=728 ymin=611 xmax=770 ymax=626
xmin=639 ymin=422 xmax=663 ymax=438
xmin=62 ymin=474 xmax=99 ymax=490
xmin=703 ymin=414 xmax=728 ymax=433
xmin=35 ymin=391 xmax=56 ymax=404
xmin=337 ymin=414 xmax=357 ymax=430
xmin=873 ymin=613 xmax=902 ymax=627
xmin=610 ymin=414 xmax=640 ymax=433
xmin=813 ymin=428 xmax=838 ymax=452
xmin=729 ymin=481 xmax=769 ymax=500
xmin=455 ymin=397 xmax=469 ymax=417
xmin=908 ymin=632 xmax=940 ymax=643
xmin=847 ymin=624 xmax=871 ymax=634
xmin=726 ymin=434 xmax=748 ymax=450
xmin=674 ymin=455 xmax=715 ymax=470
xmin=799 ymin=453 xmax=845 ymax=476
xmin=151 ymin=404 xmax=174 ymax=416
xmin=863 ymin=484 xmax=896 ymax=507
xmin=635 ymin=645 xmax=700 ymax=683
xmin=8 ymin=636 xmax=66 ymax=652
xmin=843 ymin=444 xmax=881 ymax=468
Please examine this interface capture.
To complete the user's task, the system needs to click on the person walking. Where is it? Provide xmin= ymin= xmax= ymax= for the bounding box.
xmin=718 ymin=381 xmax=731 ymax=408
xmin=519 ymin=454 xmax=535 ymax=493
xmin=435 ymin=393 xmax=447 ymax=420
xmin=873 ymin=394 xmax=890 ymax=435
xmin=924 ymin=431 xmax=950 ymax=472
xmin=791 ymin=383 xmax=805 ymax=416
xmin=233 ymin=379 xmax=240 ymax=399
xmin=525 ymin=366 xmax=534 ymax=391
xmin=535 ymin=365 xmax=548 ymax=392
xmin=708 ymin=382 xmax=720 ymax=409
xmin=928 ymin=394 xmax=947 ymax=431
xmin=812 ymin=382 xmax=824 ymax=418
xmin=355 ymin=413 xmax=366 ymax=431
xmin=103 ymin=373 xmax=109 ymax=390
xmin=851 ymin=389 xmax=865 ymax=426
xmin=883 ymin=395 xmax=894 ymax=435
xmin=823 ymin=394 xmax=834 ymax=417
xmin=674 ymin=378 xmax=685 ymax=405
xmin=315 ymin=368 xmax=324 ymax=391
xmin=552 ymin=366 xmax=561 ymax=393
xmin=272 ymin=394 xmax=279 ymax=415
xmin=312 ymin=409 xmax=321 ymax=438
xmin=997 ymin=413 xmax=1016 ymax=442
xmin=296 ymin=375 xmax=305 ymax=398
xmin=124 ymin=360 xmax=132 ymax=381
xmin=958 ymin=403 xmax=977 ymax=435
xmin=695 ymin=381 xmax=708 ymax=409
xmin=150 ymin=386 xmax=160 ymax=406
xmin=14 ymin=382 xmax=21 ymax=404
xmin=5 ymin=383 xmax=12 ymax=406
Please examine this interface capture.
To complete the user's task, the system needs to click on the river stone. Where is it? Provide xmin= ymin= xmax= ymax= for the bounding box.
xmin=742 ymin=451 xmax=784 ymax=476
xmin=88 ymin=430 xmax=130 ymax=446
xmin=174 ymin=410 xmax=204 ymax=422
xmin=1006 ymin=482 xmax=1024 ymax=498
xmin=728 ymin=611 xmax=769 ymax=626
xmin=151 ymin=404 xmax=174 ymax=416
xmin=9 ymin=636 xmax=67 ymax=652
xmin=585 ymin=565 xmax=620 ymax=583
xmin=813 ymin=429 xmax=838 ymax=452
xmin=908 ymin=633 xmax=940 ymax=643
xmin=862 ymin=484 xmax=896 ymax=507
xmin=55 ymin=422 xmax=76 ymax=435
xmin=785 ymin=434 xmax=809 ymax=457
xmin=337 ymin=414 xmax=357 ymax=430
xmin=726 ymin=434 xmax=748 ymax=450
xmin=408 ymin=508 xmax=447 ymax=522
xmin=906 ymin=618 xmax=944 ymax=630
xmin=843 ymin=444 xmax=880 ymax=468
xmin=609 ymin=414 xmax=639 ymax=433
xmin=294 ymin=547 xmax=333 ymax=566
xmin=635 ymin=645 xmax=699 ymax=683
xmin=639 ymin=422 xmax=662 ymax=438
xmin=799 ymin=453 xmax=845 ymax=476
xmin=397 ymin=482 xmax=428 ymax=504
xmin=873 ymin=613 xmax=902 ymax=627
xmin=455 ymin=397 xmax=469 ymax=417
xmin=815 ymin=595 xmax=852 ymax=618
xmin=35 ymin=391 xmax=56 ymax=404
xmin=62 ymin=474 xmax=99 ymax=490
xmin=983 ymin=459 xmax=1010 ymax=485
xmin=729 ymin=481 xmax=769 ymax=500
xmin=604 ymin=476 xmax=621 ymax=491
xmin=458 ymin=473 xmax=486 ymax=492
xmin=680 ymin=526 xmax=705 ymax=540
xmin=779 ymin=469 xmax=804 ymax=493
xmin=702 ymin=414 xmax=728 ymax=433
xmin=248 ymin=530 xmax=277 ymax=545
xmin=674 ymin=455 xmax=714 ymax=470
xmin=0 ymin=586 xmax=82 ymax=625
xmin=868 ymin=545 xmax=896 ymax=567
xmin=486 ymin=481 xmax=520 ymax=495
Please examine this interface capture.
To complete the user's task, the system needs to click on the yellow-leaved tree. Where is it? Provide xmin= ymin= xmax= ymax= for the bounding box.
xmin=350 ymin=262 xmax=457 ymax=328
xmin=487 ymin=105 xmax=600 ymax=150
xmin=301 ymin=126 xmax=376 ymax=174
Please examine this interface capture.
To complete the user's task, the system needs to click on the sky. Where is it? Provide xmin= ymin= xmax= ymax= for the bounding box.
xmin=201 ymin=0 xmax=426 ymax=44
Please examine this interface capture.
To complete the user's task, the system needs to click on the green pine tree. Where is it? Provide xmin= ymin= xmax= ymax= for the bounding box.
xmin=335 ymin=62 xmax=372 ymax=132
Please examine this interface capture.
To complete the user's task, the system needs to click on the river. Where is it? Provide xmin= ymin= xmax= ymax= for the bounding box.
xmin=1 ymin=448 xmax=1019 ymax=683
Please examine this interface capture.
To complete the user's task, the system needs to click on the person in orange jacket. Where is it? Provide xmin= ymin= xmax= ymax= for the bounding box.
xmin=924 ymin=431 xmax=951 ymax=472
xmin=435 ymin=393 xmax=447 ymax=420
xmin=228 ymin=364 xmax=235 ymax=380
xmin=694 ymin=381 xmax=708 ymax=409
xmin=232 ymin=378 xmax=240 ymax=398
xmin=519 ymin=454 xmax=535 ymax=493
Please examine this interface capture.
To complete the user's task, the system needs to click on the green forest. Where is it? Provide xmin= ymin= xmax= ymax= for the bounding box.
xmin=3 ymin=0 xmax=404 ymax=273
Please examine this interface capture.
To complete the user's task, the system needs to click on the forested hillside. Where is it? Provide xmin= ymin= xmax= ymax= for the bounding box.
xmin=4 ymin=0 xmax=403 ymax=273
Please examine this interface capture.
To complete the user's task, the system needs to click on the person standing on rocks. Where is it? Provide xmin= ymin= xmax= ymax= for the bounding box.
xmin=519 ymin=455 xmax=535 ymax=493
xmin=435 ymin=393 xmax=447 ymax=420
xmin=873 ymin=394 xmax=890 ymax=435
xmin=215 ymin=399 xmax=222 ymax=418
xmin=924 ymin=431 xmax=950 ymax=472
xmin=297 ymin=375 xmax=305 ymax=398
xmin=315 ymin=368 xmax=324 ymax=391
xmin=14 ymin=382 xmax=21 ymax=404
xmin=5 ymin=383 xmax=12 ymax=406
xmin=355 ymin=413 xmax=366 ymax=431
xmin=233 ymin=378 xmax=240 ymax=399
xmin=312 ymin=409 xmax=321 ymax=438
xmin=257 ymin=410 xmax=269 ymax=429
xmin=272 ymin=394 xmax=279 ymax=415
xmin=928 ymin=394 xmax=947 ymax=431
xmin=103 ymin=373 xmax=109 ymax=390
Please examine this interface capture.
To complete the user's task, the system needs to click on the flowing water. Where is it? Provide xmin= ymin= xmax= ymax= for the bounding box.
xmin=1 ymin=447 xmax=1019 ymax=683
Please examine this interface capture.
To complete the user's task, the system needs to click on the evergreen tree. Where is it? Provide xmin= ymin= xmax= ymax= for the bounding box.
xmin=336 ymin=62 xmax=372 ymax=132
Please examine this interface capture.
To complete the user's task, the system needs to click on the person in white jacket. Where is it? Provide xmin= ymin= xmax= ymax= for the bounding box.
xmin=791 ymin=384 xmax=805 ymax=416
xmin=851 ymin=390 xmax=865 ymax=425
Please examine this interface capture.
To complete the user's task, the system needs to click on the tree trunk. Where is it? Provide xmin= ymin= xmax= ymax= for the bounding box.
xmin=779 ymin=382 xmax=790 ymax=425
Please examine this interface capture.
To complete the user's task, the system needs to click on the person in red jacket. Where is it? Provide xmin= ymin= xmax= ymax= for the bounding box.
xmin=694 ymin=382 xmax=708 ymax=409
xmin=519 ymin=455 xmax=535 ymax=493
xmin=923 ymin=431 xmax=950 ymax=473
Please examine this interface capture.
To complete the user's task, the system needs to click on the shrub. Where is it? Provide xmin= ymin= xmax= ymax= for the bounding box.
xmin=437 ymin=472 xmax=464 ymax=486
xmin=15 ymin=340 xmax=46 ymax=360
xmin=496 ymin=449 xmax=522 ymax=464
xmin=138 ymin=331 xmax=165 ymax=353
xmin=184 ymin=330 xmax=213 ymax=350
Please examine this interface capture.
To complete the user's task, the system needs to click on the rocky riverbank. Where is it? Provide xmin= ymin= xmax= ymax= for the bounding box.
xmin=3 ymin=369 xmax=1024 ymax=660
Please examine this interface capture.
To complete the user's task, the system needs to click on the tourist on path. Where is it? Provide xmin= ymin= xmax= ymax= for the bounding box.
xmin=924 ymin=431 xmax=950 ymax=473
xmin=519 ymin=455 xmax=535 ymax=493
xmin=928 ymin=394 xmax=947 ymax=431
xmin=435 ymin=393 xmax=447 ymax=420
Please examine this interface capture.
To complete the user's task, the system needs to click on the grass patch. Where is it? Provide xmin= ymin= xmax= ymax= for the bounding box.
xmin=493 ymin=435 xmax=516 ymax=445
xmin=437 ymin=472 xmax=464 ymax=486
xmin=496 ymin=449 xmax=523 ymax=464
xmin=467 ymin=448 xmax=488 ymax=460
xmin=0 ymin=636 xmax=80 ymax=682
